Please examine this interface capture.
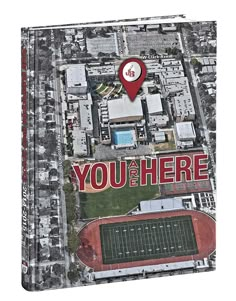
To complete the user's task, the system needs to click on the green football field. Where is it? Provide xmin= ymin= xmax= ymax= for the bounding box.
xmin=99 ymin=215 xmax=198 ymax=264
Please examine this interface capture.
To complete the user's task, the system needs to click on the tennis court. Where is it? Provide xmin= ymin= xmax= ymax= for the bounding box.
xmin=160 ymin=180 xmax=212 ymax=196
xmin=100 ymin=215 xmax=198 ymax=264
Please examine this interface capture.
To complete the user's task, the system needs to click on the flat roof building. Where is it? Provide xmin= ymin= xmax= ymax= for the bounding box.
xmin=146 ymin=94 xmax=163 ymax=115
xmin=154 ymin=131 xmax=166 ymax=143
xmin=93 ymin=261 xmax=195 ymax=280
xmin=108 ymin=95 xmax=143 ymax=123
xmin=86 ymin=64 xmax=115 ymax=80
xmin=72 ymin=129 xmax=87 ymax=156
xmin=79 ymin=94 xmax=93 ymax=133
xmin=175 ymin=121 xmax=196 ymax=141
xmin=163 ymin=77 xmax=190 ymax=96
xmin=149 ymin=115 xmax=169 ymax=127
xmin=66 ymin=64 xmax=87 ymax=95
xmin=174 ymin=94 xmax=195 ymax=122
xmin=139 ymin=198 xmax=185 ymax=213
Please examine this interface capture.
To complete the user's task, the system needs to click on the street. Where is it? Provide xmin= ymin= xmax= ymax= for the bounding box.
xmin=180 ymin=28 xmax=216 ymax=190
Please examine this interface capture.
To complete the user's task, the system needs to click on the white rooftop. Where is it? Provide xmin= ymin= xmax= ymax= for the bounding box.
xmin=93 ymin=260 xmax=195 ymax=279
xmin=175 ymin=121 xmax=196 ymax=140
xmin=73 ymin=129 xmax=87 ymax=155
xmin=149 ymin=115 xmax=169 ymax=126
xmin=66 ymin=64 xmax=87 ymax=88
xmin=140 ymin=198 xmax=184 ymax=212
xmin=86 ymin=64 xmax=115 ymax=77
xmin=146 ymin=94 xmax=163 ymax=115
xmin=79 ymin=94 xmax=93 ymax=132
xmin=108 ymin=96 xmax=143 ymax=122
xmin=174 ymin=94 xmax=195 ymax=117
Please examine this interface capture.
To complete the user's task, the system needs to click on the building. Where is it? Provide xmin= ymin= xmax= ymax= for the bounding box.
xmin=173 ymin=94 xmax=195 ymax=122
xmin=146 ymin=93 xmax=168 ymax=129
xmin=175 ymin=121 xmax=196 ymax=148
xmin=149 ymin=115 xmax=169 ymax=128
xmin=194 ymin=192 xmax=216 ymax=212
xmin=79 ymin=94 xmax=93 ymax=134
xmin=146 ymin=94 xmax=163 ymax=115
xmin=162 ymin=24 xmax=177 ymax=32
xmin=146 ymin=59 xmax=185 ymax=80
xmin=72 ymin=129 xmax=88 ymax=156
xmin=100 ymin=126 xmax=111 ymax=144
xmin=146 ymin=24 xmax=159 ymax=30
xmin=162 ymin=76 xmax=190 ymax=96
xmin=66 ymin=64 xmax=87 ymax=95
xmin=92 ymin=261 xmax=195 ymax=280
xmin=108 ymin=95 xmax=143 ymax=123
xmin=99 ymin=96 xmax=147 ymax=148
xmin=86 ymin=64 xmax=116 ymax=81
xmin=153 ymin=131 xmax=166 ymax=143
xmin=139 ymin=198 xmax=185 ymax=213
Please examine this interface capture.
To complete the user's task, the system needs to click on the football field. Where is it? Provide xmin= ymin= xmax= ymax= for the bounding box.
xmin=100 ymin=215 xmax=198 ymax=264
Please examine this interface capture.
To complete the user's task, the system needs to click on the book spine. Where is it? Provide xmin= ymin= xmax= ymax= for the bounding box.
xmin=21 ymin=28 xmax=31 ymax=290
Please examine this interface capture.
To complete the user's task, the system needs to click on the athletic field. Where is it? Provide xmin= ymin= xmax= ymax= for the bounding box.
xmin=99 ymin=215 xmax=198 ymax=264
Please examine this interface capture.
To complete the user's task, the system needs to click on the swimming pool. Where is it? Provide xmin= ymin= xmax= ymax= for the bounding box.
xmin=112 ymin=129 xmax=134 ymax=146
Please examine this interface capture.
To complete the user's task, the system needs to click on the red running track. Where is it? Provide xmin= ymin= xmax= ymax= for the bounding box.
xmin=77 ymin=210 xmax=215 ymax=271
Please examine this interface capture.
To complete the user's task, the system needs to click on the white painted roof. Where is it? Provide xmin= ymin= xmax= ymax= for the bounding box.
xmin=66 ymin=64 xmax=87 ymax=88
xmin=140 ymin=198 xmax=184 ymax=212
xmin=93 ymin=261 xmax=195 ymax=279
xmin=108 ymin=96 xmax=143 ymax=121
xmin=175 ymin=121 xmax=196 ymax=140
xmin=146 ymin=94 xmax=163 ymax=114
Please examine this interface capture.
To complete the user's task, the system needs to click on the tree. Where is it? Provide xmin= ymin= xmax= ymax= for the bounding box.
xmin=52 ymin=264 xmax=65 ymax=276
xmin=191 ymin=58 xmax=199 ymax=65
xmin=165 ymin=47 xmax=172 ymax=55
xmin=191 ymin=57 xmax=202 ymax=72
xmin=67 ymin=263 xmax=80 ymax=284
xmin=149 ymin=48 xmax=157 ymax=56
xmin=63 ymin=160 xmax=72 ymax=176
xmin=63 ymin=183 xmax=74 ymax=193
xmin=97 ymin=52 xmax=106 ymax=57
xmin=207 ymin=119 xmax=216 ymax=131
xmin=99 ymin=28 xmax=109 ymax=38
xmin=68 ymin=227 xmax=80 ymax=254
xmin=111 ymin=52 xmax=118 ymax=57
xmin=85 ymin=28 xmax=96 ymax=39
xmin=209 ymin=132 xmax=216 ymax=140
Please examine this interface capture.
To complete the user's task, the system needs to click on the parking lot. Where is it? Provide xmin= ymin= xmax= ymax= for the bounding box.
xmin=126 ymin=31 xmax=180 ymax=55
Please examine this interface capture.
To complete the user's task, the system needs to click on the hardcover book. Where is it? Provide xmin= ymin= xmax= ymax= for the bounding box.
xmin=21 ymin=15 xmax=216 ymax=291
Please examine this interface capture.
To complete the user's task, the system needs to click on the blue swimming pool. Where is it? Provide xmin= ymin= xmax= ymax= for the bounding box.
xmin=112 ymin=129 xmax=134 ymax=145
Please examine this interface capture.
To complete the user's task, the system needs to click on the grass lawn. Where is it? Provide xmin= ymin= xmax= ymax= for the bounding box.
xmin=80 ymin=160 xmax=160 ymax=219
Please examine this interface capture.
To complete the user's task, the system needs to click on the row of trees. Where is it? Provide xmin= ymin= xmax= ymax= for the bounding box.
xmin=63 ymin=160 xmax=80 ymax=254
xmin=63 ymin=160 xmax=83 ymax=284
xmin=140 ymin=47 xmax=182 ymax=58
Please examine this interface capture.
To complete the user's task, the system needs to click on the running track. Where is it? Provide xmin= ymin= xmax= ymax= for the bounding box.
xmin=77 ymin=210 xmax=215 ymax=271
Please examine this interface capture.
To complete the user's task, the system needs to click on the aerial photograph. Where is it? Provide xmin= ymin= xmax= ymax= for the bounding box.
xmin=21 ymin=16 xmax=216 ymax=291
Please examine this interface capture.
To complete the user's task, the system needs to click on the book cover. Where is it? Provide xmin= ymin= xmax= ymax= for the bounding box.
xmin=21 ymin=15 xmax=216 ymax=291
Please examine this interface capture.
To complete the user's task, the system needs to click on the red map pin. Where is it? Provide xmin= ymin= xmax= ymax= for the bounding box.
xmin=118 ymin=58 xmax=147 ymax=101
